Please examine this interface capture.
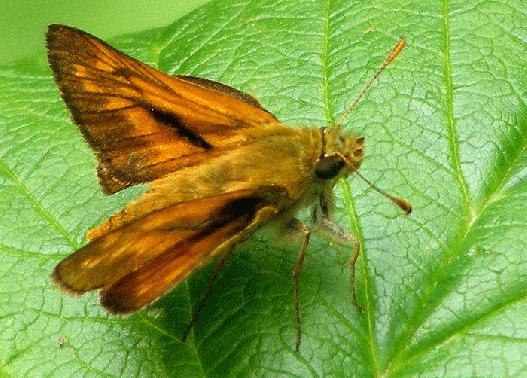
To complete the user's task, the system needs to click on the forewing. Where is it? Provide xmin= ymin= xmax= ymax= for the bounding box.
xmin=51 ymin=187 xmax=289 ymax=313
xmin=46 ymin=24 xmax=280 ymax=194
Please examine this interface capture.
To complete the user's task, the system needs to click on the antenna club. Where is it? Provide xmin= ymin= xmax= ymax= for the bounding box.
xmin=386 ymin=38 xmax=406 ymax=65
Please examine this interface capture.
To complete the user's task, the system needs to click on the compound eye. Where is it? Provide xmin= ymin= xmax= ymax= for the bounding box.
xmin=315 ymin=155 xmax=345 ymax=179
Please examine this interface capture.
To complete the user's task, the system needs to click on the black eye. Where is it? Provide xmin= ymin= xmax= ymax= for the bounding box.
xmin=315 ymin=155 xmax=345 ymax=179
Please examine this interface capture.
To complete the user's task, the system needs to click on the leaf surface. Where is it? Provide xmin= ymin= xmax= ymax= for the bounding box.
xmin=1 ymin=0 xmax=527 ymax=377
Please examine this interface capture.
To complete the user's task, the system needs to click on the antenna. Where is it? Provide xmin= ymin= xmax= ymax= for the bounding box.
xmin=340 ymin=38 xmax=410 ymax=215
xmin=335 ymin=37 xmax=406 ymax=129
xmin=355 ymin=171 xmax=411 ymax=214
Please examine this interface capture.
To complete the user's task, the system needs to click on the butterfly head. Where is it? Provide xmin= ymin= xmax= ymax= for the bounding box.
xmin=314 ymin=126 xmax=364 ymax=181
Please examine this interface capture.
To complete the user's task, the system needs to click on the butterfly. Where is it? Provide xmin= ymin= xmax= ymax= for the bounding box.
xmin=47 ymin=24 xmax=409 ymax=351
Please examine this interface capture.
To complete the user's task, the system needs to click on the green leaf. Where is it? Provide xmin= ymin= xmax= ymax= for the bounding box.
xmin=2 ymin=0 xmax=527 ymax=377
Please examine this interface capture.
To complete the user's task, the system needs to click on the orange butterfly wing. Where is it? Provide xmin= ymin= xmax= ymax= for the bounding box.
xmin=52 ymin=187 xmax=288 ymax=313
xmin=47 ymin=25 xmax=299 ymax=313
xmin=46 ymin=24 xmax=279 ymax=194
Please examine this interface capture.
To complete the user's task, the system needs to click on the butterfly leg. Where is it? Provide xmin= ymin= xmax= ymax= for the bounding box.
xmin=288 ymin=208 xmax=362 ymax=352
xmin=182 ymin=247 xmax=234 ymax=343
xmin=282 ymin=218 xmax=311 ymax=353
xmin=312 ymin=193 xmax=363 ymax=312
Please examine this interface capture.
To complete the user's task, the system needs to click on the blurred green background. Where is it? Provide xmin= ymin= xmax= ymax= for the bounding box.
xmin=0 ymin=0 xmax=212 ymax=64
